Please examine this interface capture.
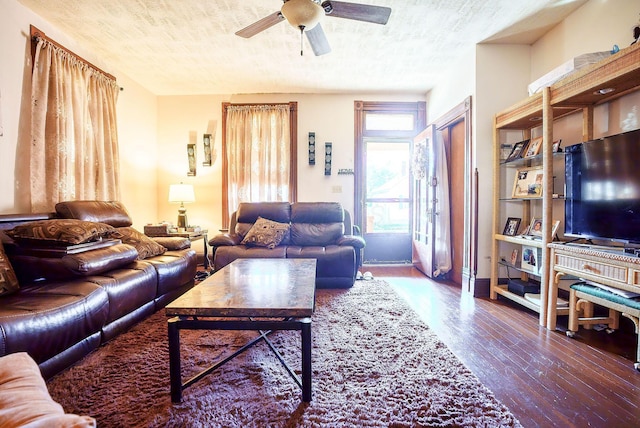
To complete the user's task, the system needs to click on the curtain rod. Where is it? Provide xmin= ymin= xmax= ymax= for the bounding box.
xmin=29 ymin=25 xmax=122 ymax=89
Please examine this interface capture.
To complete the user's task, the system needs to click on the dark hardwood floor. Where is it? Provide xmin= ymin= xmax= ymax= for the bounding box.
xmin=363 ymin=265 xmax=640 ymax=428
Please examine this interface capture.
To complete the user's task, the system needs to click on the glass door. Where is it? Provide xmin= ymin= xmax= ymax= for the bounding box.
xmin=354 ymin=101 xmax=426 ymax=265
xmin=363 ymin=140 xmax=412 ymax=263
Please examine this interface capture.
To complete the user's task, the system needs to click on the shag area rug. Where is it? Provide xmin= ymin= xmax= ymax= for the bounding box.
xmin=47 ymin=280 xmax=521 ymax=427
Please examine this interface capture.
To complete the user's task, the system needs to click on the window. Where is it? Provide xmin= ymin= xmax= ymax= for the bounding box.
xmin=221 ymin=102 xmax=298 ymax=226
xmin=29 ymin=26 xmax=120 ymax=211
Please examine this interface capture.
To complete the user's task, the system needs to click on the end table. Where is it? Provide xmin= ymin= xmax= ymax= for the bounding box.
xmin=147 ymin=229 xmax=209 ymax=270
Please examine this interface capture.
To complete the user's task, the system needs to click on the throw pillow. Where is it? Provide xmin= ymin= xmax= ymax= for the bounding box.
xmin=116 ymin=227 xmax=167 ymax=259
xmin=0 ymin=240 xmax=19 ymax=297
xmin=6 ymin=219 xmax=118 ymax=245
xmin=241 ymin=216 xmax=290 ymax=249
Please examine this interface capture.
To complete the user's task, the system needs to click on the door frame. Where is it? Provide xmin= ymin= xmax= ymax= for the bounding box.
xmin=353 ymin=101 xmax=427 ymax=260
xmin=432 ymin=96 xmax=476 ymax=293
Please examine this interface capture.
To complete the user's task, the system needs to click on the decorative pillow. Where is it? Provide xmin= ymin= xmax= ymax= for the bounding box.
xmin=0 ymin=352 xmax=96 ymax=427
xmin=116 ymin=227 xmax=167 ymax=260
xmin=6 ymin=219 xmax=118 ymax=245
xmin=241 ymin=216 xmax=290 ymax=249
xmin=0 ymin=241 xmax=19 ymax=297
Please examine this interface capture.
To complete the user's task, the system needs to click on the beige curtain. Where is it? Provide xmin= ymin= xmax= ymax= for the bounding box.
xmin=225 ymin=104 xmax=290 ymax=212
xmin=30 ymin=38 xmax=120 ymax=212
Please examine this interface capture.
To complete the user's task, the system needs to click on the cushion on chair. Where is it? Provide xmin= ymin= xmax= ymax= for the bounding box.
xmin=6 ymin=219 xmax=119 ymax=245
xmin=0 ymin=352 xmax=96 ymax=427
xmin=116 ymin=227 xmax=166 ymax=259
xmin=241 ymin=217 xmax=290 ymax=249
xmin=0 ymin=240 xmax=19 ymax=297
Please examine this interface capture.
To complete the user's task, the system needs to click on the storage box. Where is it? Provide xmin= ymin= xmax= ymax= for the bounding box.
xmin=508 ymin=279 xmax=540 ymax=296
xmin=144 ymin=224 xmax=170 ymax=236
xmin=527 ymin=51 xmax=612 ymax=95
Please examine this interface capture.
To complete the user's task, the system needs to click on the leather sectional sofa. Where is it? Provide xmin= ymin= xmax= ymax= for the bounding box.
xmin=0 ymin=201 xmax=197 ymax=379
xmin=209 ymin=202 xmax=365 ymax=288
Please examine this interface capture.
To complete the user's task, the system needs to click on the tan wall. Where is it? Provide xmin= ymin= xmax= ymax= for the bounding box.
xmin=155 ymin=93 xmax=425 ymax=235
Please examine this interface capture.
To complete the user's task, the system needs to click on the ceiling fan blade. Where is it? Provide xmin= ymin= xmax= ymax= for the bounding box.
xmin=235 ymin=11 xmax=285 ymax=38
xmin=322 ymin=1 xmax=391 ymax=25
xmin=305 ymin=24 xmax=332 ymax=56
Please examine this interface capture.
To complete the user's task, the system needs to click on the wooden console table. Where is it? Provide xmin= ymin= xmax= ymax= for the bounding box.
xmin=547 ymin=243 xmax=640 ymax=330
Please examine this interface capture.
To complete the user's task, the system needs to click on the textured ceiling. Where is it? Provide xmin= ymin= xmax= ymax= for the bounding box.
xmin=18 ymin=0 xmax=588 ymax=95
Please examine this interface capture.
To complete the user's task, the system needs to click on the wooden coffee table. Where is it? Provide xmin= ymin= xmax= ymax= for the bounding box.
xmin=165 ymin=258 xmax=316 ymax=403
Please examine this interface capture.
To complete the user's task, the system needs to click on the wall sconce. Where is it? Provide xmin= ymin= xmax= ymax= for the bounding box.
xmin=187 ymin=143 xmax=196 ymax=176
xmin=169 ymin=183 xmax=195 ymax=230
xmin=203 ymin=134 xmax=212 ymax=166
xmin=309 ymin=132 xmax=316 ymax=165
xmin=325 ymin=142 xmax=332 ymax=175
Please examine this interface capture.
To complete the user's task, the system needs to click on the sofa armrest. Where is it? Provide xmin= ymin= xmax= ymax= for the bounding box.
xmin=151 ymin=236 xmax=191 ymax=251
xmin=209 ymin=233 xmax=242 ymax=247
xmin=337 ymin=234 xmax=366 ymax=249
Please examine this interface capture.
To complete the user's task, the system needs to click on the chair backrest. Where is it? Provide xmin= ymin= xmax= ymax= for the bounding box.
xmin=290 ymin=202 xmax=344 ymax=246
xmin=55 ymin=201 xmax=133 ymax=227
xmin=232 ymin=202 xmax=292 ymax=240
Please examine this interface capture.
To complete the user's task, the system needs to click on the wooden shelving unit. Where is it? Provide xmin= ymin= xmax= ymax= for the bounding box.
xmin=490 ymin=42 xmax=640 ymax=327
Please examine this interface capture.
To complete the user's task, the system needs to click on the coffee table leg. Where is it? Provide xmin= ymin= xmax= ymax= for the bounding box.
xmin=168 ymin=318 xmax=182 ymax=403
xmin=301 ymin=319 xmax=312 ymax=402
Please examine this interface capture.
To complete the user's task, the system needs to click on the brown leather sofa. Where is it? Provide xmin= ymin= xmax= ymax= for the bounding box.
xmin=0 ymin=201 xmax=197 ymax=379
xmin=209 ymin=202 xmax=365 ymax=288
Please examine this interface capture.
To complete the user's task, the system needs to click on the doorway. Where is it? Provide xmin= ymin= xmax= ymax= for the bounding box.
xmin=432 ymin=97 xmax=474 ymax=290
xmin=363 ymin=138 xmax=412 ymax=263
xmin=354 ymin=101 xmax=426 ymax=265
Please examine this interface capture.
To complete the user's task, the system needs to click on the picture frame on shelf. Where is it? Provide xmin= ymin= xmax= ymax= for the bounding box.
xmin=512 ymin=166 xmax=543 ymax=198
xmin=523 ymin=136 xmax=543 ymax=158
xmin=502 ymin=217 xmax=521 ymax=236
xmin=505 ymin=139 xmax=529 ymax=162
xmin=510 ymin=248 xmax=519 ymax=266
xmin=527 ymin=218 xmax=543 ymax=237
xmin=552 ymin=139 xmax=562 ymax=153
xmin=521 ymin=245 xmax=540 ymax=273
xmin=500 ymin=143 xmax=513 ymax=161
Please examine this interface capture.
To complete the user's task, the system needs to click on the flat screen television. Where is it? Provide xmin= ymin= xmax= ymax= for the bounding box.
xmin=565 ymin=128 xmax=640 ymax=245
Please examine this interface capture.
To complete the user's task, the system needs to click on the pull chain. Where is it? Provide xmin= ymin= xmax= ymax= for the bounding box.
xmin=299 ymin=25 xmax=305 ymax=56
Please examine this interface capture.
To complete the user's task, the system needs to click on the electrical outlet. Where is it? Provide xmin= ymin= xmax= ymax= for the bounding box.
xmin=332 ymin=185 xmax=342 ymax=193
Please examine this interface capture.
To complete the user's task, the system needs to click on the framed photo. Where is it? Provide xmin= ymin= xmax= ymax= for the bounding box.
xmin=512 ymin=166 xmax=543 ymax=198
xmin=528 ymin=218 xmax=543 ymax=237
xmin=521 ymin=245 xmax=540 ymax=273
xmin=505 ymin=139 xmax=529 ymax=162
xmin=523 ymin=136 xmax=543 ymax=158
xmin=500 ymin=143 xmax=513 ymax=161
xmin=510 ymin=248 xmax=519 ymax=266
xmin=502 ymin=217 xmax=521 ymax=236
xmin=552 ymin=139 xmax=562 ymax=153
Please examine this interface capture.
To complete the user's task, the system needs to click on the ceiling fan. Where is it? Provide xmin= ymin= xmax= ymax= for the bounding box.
xmin=235 ymin=0 xmax=391 ymax=56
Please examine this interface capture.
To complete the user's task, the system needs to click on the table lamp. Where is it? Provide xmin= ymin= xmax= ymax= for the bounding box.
xmin=169 ymin=183 xmax=195 ymax=230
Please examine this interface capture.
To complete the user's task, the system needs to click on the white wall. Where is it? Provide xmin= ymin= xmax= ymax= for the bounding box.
xmin=426 ymin=45 xmax=476 ymax=124
xmin=531 ymin=0 xmax=638 ymax=81
xmin=474 ymin=44 xmax=532 ymax=278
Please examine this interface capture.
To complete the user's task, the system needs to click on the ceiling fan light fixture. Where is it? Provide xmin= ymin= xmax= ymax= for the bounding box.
xmin=281 ymin=0 xmax=324 ymax=30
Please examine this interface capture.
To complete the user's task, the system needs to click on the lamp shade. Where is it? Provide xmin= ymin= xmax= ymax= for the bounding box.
xmin=169 ymin=183 xmax=195 ymax=203
xmin=281 ymin=0 xmax=324 ymax=30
